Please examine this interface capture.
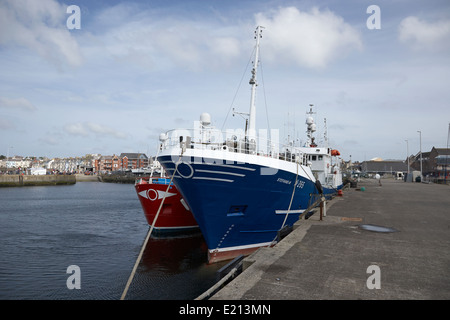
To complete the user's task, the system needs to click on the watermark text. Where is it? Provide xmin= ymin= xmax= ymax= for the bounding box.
xmin=66 ymin=265 xmax=81 ymax=289
xmin=366 ymin=265 xmax=381 ymax=289
xmin=366 ymin=5 xmax=381 ymax=30
xmin=66 ymin=5 xmax=81 ymax=30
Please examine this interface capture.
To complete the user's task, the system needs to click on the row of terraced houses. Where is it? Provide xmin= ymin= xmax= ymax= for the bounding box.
xmin=0 ymin=153 xmax=150 ymax=174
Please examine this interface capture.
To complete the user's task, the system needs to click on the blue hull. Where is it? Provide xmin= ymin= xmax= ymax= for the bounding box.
xmin=322 ymin=184 xmax=344 ymax=200
xmin=159 ymin=155 xmax=319 ymax=262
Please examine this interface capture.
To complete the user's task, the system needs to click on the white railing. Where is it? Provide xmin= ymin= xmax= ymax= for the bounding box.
xmin=160 ymin=127 xmax=309 ymax=166
xmin=135 ymin=176 xmax=172 ymax=185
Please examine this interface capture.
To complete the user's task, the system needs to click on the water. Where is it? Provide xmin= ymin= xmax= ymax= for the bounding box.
xmin=0 ymin=182 xmax=222 ymax=300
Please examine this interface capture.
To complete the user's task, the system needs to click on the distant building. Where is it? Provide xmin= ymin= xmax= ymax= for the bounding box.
xmin=361 ymin=159 xmax=409 ymax=176
xmin=120 ymin=153 xmax=148 ymax=171
xmin=1 ymin=153 xmax=150 ymax=174
xmin=436 ymin=155 xmax=450 ymax=180
xmin=94 ymin=153 xmax=149 ymax=173
xmin=411 ymin=147 xmax=450 ymax=180
xmin=45 ymin=156 xmax=97 ymax=174
xmin=96 ymin=155 xmax=121 ymax=173
xmin=3 ymin=156 xmax=32 ymax=169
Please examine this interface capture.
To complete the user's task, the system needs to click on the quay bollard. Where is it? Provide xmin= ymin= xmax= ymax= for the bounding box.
xmin=319 ymin=197 xmax=326 ymax=221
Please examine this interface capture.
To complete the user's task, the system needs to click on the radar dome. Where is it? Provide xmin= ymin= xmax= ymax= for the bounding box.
xmin=306 ymin=116 xmax=314 ymax=125
xmin=200 ymin=113 xmax=211 ymax=126
xmin=159 ymin=133 xmax=168 ymax=142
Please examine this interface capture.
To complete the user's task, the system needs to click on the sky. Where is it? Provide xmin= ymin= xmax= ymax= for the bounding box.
xmin=0 ymin=0 xmax=449 ymax=162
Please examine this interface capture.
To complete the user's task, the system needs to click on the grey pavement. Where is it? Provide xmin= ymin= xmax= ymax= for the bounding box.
xmin=211 ymin=178 xmax=450 ymax=300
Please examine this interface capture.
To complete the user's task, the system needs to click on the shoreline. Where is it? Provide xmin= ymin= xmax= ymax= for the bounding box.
xmin=0 ymin=174 xmax=76 ymax=187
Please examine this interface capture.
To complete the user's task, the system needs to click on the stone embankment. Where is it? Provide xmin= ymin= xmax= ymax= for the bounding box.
xmin=0 ymin=174 xmax=76 ymax=187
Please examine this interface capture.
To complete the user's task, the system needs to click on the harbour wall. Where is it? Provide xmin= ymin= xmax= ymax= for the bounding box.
xmin=74 ymin=173 xmax=100 ymax=182
xmin=0 ymin=174 xmax=76 ymax=187
xmin=98 ymin=173 xmax=136 ymax=184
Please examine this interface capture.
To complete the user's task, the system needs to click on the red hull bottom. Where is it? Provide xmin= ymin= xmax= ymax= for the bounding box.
xmin=135 ymin=178 xmax=198 ymax=232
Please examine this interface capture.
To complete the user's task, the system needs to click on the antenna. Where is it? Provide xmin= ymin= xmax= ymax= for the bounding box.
xmin=305 ymin=104 xmax=316 ymax=147
xmin=232 ymin=107 xmax=249 ymax=118
xmin=247 ymin=26 xmax=264 ymax=149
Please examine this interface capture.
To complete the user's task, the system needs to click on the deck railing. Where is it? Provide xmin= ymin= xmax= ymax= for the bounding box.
xmin=135 ymin=177 xmax=171 ymax=185
xmin=160 ymin=126 xmax=309 ymax=166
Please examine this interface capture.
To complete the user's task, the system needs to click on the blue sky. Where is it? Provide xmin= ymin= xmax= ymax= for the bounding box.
xmin=1 ymin=0 xmax=449 ymax=161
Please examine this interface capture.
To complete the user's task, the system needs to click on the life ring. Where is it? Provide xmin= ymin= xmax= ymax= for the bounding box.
xmin=331 ymin=149 xmax=340 ymax=156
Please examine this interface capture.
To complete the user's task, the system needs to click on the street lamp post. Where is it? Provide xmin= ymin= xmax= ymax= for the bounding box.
xmin=6 ymin=146 xmax=13 ymax=173
xmin=417 ymin=130 xmax=422 ymax=182
xmin=405 ymin=139 xmax=410 ymax=175
xmin=446 ymin=123 xmax=450 ymax=184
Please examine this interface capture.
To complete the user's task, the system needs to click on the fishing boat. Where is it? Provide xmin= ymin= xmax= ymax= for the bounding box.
xmin=297 ymin=105 xmax=343 ymax=198
xmin=135 ymin=162 xmax=198 ymax=234
xmin=157 ymin=26 xmax=322 ymax=262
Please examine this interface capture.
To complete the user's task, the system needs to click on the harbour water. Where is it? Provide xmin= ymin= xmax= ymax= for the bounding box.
xmin=0 ymin=182 xmax=222 ymax=300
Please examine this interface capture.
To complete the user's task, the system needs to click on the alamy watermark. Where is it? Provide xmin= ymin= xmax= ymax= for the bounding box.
xmin=367 ymin=5 xmax=381 ymax=30
xmin=66 ymin=265 xmax=81 ymax=289
xmin=66 ymin=5 xmax=81 ymax=30
xmin=165 ymin=120 xmax=285 ymax=175
xmin=366 ymin=265 xmax=381 ymax=289
xmin=65 ymin=264 xmax=381 ymax=291
xmin=66 ymin=4 xmax=380 ymax=31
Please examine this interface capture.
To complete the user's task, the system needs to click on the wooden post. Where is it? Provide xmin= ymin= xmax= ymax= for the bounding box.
xmin=320 ymin=200 xmax=323 ymax=221
xmin=319 ymin=197 xmax=326 ymax=221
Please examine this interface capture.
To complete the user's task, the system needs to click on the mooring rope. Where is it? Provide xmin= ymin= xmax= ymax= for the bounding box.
xmin=195 ymin=267 xmax=238 ymax=300
xmin=271 ymin=158 xmax=300 ymax=246
xmin=120 ymin=156 xmax=182 ymax=300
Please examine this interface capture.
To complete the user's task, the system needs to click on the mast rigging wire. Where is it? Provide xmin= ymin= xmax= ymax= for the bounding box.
xmin=221 ymin=46 xmax=255 ymax=132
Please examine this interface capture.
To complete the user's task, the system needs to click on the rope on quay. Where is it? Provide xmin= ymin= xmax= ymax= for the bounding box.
xmin=120 ymin=156 xmax=181 ymax=300
xmin=195 ymin=267 xmax=238 ymax=300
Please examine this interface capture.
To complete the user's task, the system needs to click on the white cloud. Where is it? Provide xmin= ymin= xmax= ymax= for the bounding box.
xmin=39 ymin=135 xmax=59 ymax=146
xmin=94 ymin=6 xmax=363 ymax=71
xmin=0 ymin=0 xmax=83 ymax=67
xmin=399 ymin=16 xmax=450 ymax=51
xmin=64 ymin=122 xmax=89 ymax=136
xmin=254 ymin=7 xmax=363 ymax=68
xmin=78 ymin=5 xmax=364 ymax=72
xmin=85 ymin=122 xmax=128 ymax=139
xmin=211 ymin=37 xmax=241 ymax=59
xmin=0 ymin=97 xmax=36 ymax=111
xmin=64 ymin=122 xmax=128 ymax=139
xmin=88 ymin=5 xmax=245 ymax=72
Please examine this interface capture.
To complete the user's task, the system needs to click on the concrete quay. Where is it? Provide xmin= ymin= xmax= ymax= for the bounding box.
xmin=211 ymin=178 xmax=450 ymax=300
xmin=74 ymin=173 xmax=100 ymax=182
xmin=0 ymin=174 xmax=76 ymax=187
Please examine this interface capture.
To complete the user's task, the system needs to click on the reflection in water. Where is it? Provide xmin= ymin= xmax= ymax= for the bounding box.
xmin=125 ymin=231 xmax=227 ymax=300
xmin=142 ymin=233 xmax=207 ymax=274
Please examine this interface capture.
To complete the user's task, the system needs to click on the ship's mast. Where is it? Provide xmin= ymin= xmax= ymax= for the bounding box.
xmin=247 ymin=26 xmax=264 ymax=149
xmin=305 ymin=104 xmax=317 ymax=147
